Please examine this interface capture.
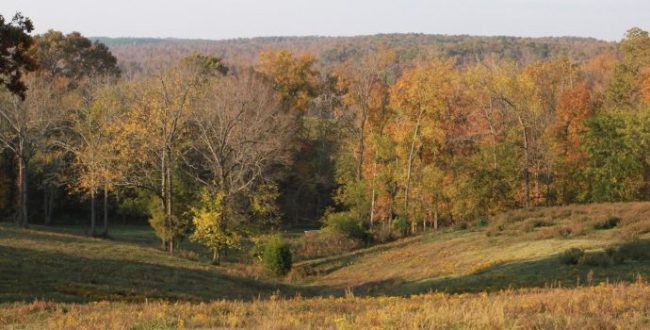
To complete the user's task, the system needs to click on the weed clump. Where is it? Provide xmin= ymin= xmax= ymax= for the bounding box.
xmin=578 ymin=251 xmax=612 ymax=267
xmin=454 ymin=222 xmax=469 ymax=231
xmin=524 ymin=217 xmax=554 ymax=231
xmin=594 ymin=216 xmax=621 ymax=230
xmin=560 ymin=248 xmax=584 ymax=265
xmin=293 ymin=231 xmax=361 ymax=260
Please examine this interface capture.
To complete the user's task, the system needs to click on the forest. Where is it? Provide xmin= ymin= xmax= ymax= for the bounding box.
xmin=4 ymin=8 xmax=650 ymax=328
xmin=2 ymin=12 xmax=650 ymax=264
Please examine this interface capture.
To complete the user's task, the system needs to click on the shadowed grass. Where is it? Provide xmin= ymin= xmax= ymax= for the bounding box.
xmin=0 ymin=224 xmax=309 ymax=303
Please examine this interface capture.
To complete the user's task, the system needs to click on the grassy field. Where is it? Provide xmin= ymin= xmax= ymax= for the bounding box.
xmin=2 ymin=202 xmax=650 ymax=328
xmin=2 ymin=282 xmax=650 ymax=329
xmin=0 ymin=225 xmax=300 ymax=303
xmin=292 ymin=202 xmax=650 ymax=295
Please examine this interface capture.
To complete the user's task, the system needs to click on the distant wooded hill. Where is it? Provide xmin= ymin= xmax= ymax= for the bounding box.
xmin=93 ymin=34 xmax=615 ymax=71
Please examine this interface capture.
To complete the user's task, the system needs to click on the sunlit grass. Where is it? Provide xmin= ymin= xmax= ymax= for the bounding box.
xmin=2 ymin=281 xmax=650 ymax=329
xmin=2 ymin=202 xmax=650 ymax=328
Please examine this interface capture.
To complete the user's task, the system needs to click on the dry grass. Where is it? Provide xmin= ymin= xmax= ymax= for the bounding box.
xmin=293 ymin=202 xmax=650 ymax=294
xmin=2 ymin=281 xmax=650 ymax=329
xmin=490 ymin=201 xmax=650 ymax=240
xmin=3 ymin=202 xmax=650 ymax=328
xmin=0 ymin=225 xmax=295 ymax=302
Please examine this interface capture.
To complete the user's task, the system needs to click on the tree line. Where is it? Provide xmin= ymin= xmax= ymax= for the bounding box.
xmin=2 ymin=13 xmax=650 ymax=261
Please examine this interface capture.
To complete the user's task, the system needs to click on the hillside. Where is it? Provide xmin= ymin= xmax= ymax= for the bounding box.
xmin=296 ymin=202 xmax=650 ymax=295
xmin=0 ymin=225 xmax=298 ymax=303
xmin=94 ymin=34 xmax=614 ymax=70
xmin=2 ymin=202 xmax=650 ymax=328
xmin=2 ymin=202 xmax=650 ymax=301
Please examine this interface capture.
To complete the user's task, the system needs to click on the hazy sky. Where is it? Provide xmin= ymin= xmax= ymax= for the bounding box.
xmin=2 ymin=0 xmax=649 ymax=41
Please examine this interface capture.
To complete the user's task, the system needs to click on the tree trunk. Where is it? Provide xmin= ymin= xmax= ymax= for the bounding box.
xmin=404 ymin=110 xmax=424 ymax=221
xmin=356 ymin=105 xmax=368 ymax=181
xmin=434 ymin=208 xmax=439 ymax=230
xmin=102 ymin=185 xmax=109 ymax=236
xmin=212 ymin=248 xmax=221 ymax=265
xmin=90 ymin=189 xmax=96 ymax=236
xmin=44 ymin=187 xmax=54 ymax=225
xmin=369 ymin=162 xmax=376 ymax=229
xmin=411 ymin=217 xmax=416 ymax=235
xmin=16 ymin=152 xmax=28 ymax=227
xmin=517 ymin=114 xmax=531 ymax=209
xmin=165 ymin=147 xmax=174 ymax=255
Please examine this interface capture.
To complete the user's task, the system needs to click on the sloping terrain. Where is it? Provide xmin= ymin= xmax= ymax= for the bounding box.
xmin=0 ymin=225 xmax=297 ymax=303
xmin=296 ymin=202 xmax=650 ymax=295
xmin=2 ymin=203 xmax=650 ymax=328
xmin=1 ymin=202 xmax=649 ymax=304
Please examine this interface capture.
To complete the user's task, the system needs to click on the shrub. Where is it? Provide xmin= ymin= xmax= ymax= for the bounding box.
xmin=371 ymin=225 xmax=395 ymax=243
xmin=524 ymin=217 xmax=554 ymax=231
xmin=392 ymin=217 xmax=409 ymax=237
xmin=559 ymin=248 xmax=584 ymax=265
xmin=261 ymin=236 xmax=292 ymax=276
xmin=558 ymin=227 xmax=573 ymax=238
xmin=323 ymin=211 xmax=367 ymax=241
xmin=578 ymin=252 xmax=612 ymax=267
xmin=538 ymin=224 xmax=585 ymax=239
xmin=594 ymin=216 xmax=621 ymax=230
xmin=476 ymin=218 xmax=489 ymax=228
xmin=454 ymin=222 xmax=469 ymax=231
xmin=293 ymin=231 xmax=361 ymax=260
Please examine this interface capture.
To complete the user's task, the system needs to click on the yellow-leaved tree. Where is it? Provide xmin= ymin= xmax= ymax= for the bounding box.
xmin=190 ymin=190 xmax=242 ymax=264
xmin=389 ymin=58 xmax=458 ymax=233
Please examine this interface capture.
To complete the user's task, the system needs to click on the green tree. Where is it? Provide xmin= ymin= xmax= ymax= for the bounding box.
xmin=580 ymin=110 xmax=647 ymax=202
xmin=0 ymin=13 xmax=35 ymax=99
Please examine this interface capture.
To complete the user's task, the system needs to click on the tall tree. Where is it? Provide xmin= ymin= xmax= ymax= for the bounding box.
xmin=0 ymin=76 xmax=55 ymax=225
xmin=187 ymin=72 xmax=293 ymax=263
xmin=255 ymin=49 xmax=323 ymax=224
xmin=390 ymin=59 xmax=458 ymax=231
xmin=116 ymin=55 xmax=226 ymax=252
xmin=0 ymin=13 xmax=35 ymax=100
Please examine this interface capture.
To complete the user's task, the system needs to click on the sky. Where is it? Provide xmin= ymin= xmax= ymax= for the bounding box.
xmin=2 ymin=0 xmax=649 ymax=41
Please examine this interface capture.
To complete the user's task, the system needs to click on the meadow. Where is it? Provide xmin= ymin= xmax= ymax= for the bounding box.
xmin=2 ymin=202 xmax=650 ymax=328
xmin=3 ymin=282 xmax=650 ymax=329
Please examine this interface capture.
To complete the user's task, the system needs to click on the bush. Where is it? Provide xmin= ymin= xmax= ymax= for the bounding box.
xmin=594 ymin=216 xmax=621 ymax=230
xmin=578 ymin=252 xmax=612 ymax=267
xmin=523 ymin=217 xmax=554 ymax=231
xmin=293 ymin=231 xmax=361 ymax=260
xmin=392 ymin=217 xmax=409 ymax=237
xmin=454 ymin=222 xmax=469 ymax=231
xmin=261 ymin=236 xmax=292 ymax=276
xmin=372 ymin=225 xmax=395 ymax=243
xmin=558 ymin=227 xmax=573 ymax=238
xmin=323 ymin=211 xmax=367 ymax=241
xmin=559 ymin=248 xmax=584 ymax=265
